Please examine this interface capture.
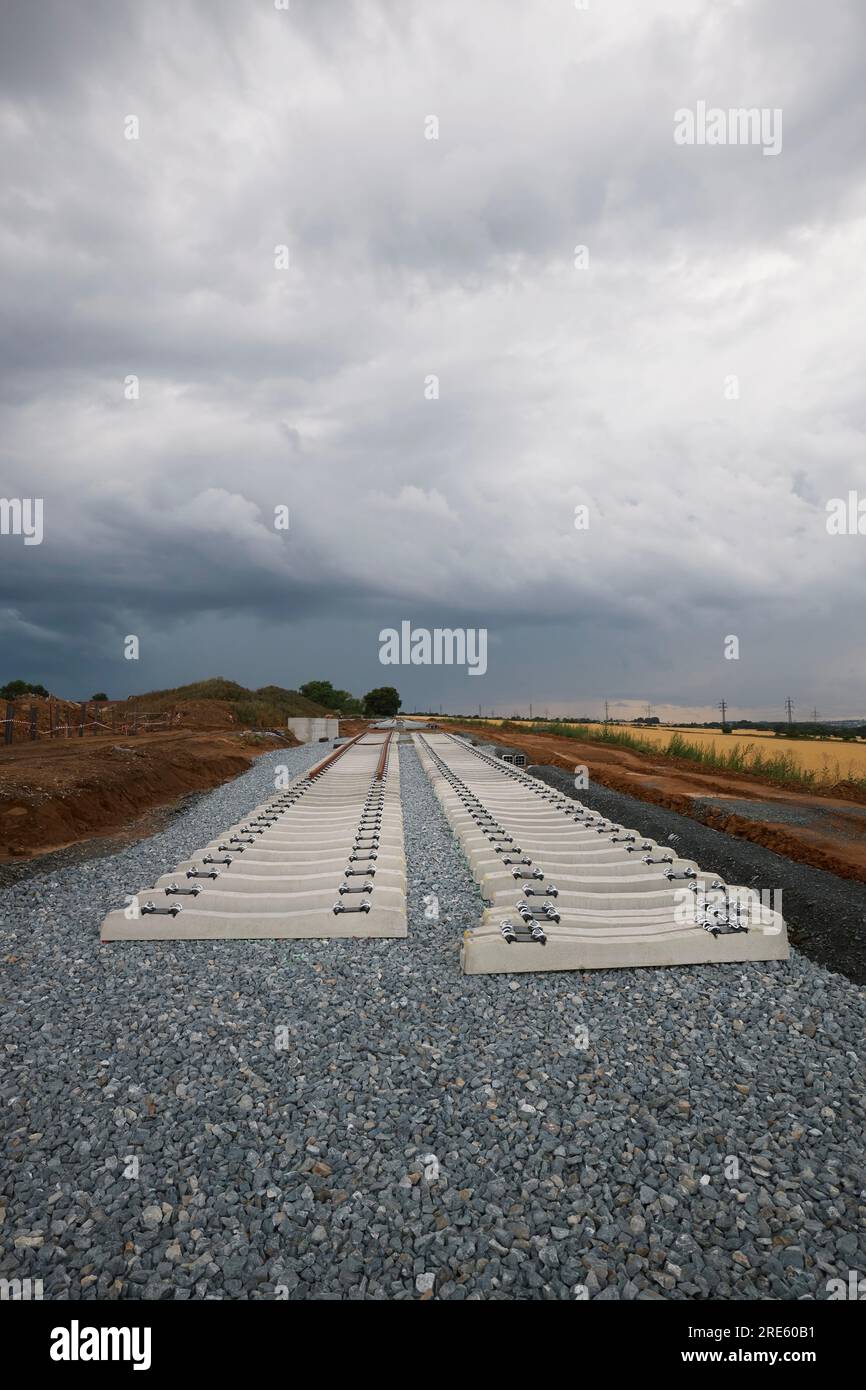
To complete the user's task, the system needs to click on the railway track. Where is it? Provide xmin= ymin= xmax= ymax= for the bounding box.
xmin=100 ymin=731 xmax=406 ymax=940
xmin=413 ymin=731 xmax=789 ymax=975
xmin=100 ymin=723 xmax=788 ymax=977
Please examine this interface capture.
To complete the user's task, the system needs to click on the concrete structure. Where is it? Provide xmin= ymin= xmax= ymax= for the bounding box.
xmin=414 ymin=731 xmax=788 ymax=976
xmin=494 ymin=745 xmax=527 ymax=767
xmin=287 ymin=716 xmax=339 ymax=743
xmin=101 ymin=733 xmax=406 ymax=941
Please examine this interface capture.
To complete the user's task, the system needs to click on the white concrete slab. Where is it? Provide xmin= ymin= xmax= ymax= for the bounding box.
xmin=100 ymin=736 xmax=407 ymax=942
xmin=414 ymin=731 xmax=789 ymax=976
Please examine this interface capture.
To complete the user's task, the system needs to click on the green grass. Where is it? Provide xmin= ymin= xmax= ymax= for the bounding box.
xmin=664 ymin=732 xmax=819 ymax=786
xmin=531 ymin=721 xmax=661 ymax=756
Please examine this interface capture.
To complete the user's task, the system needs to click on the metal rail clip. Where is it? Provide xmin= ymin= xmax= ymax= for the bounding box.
xmin=516 ymin=900 xmax=560 ymax=923
xmin=499 ymin=919 xmax=547 ymax=945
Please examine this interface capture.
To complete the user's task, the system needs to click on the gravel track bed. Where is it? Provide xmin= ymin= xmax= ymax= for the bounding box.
xmin=695 ymin=797 xmax=866 ymax=832
xmin=0 ymin=743 xmax=863 ymax=1301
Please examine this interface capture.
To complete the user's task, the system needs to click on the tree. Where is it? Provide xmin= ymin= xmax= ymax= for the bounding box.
xmin=92 ymin=692 xmax=108 ymax=702
xmin=363 ymin=686 xmax=401 ymax=717
xmin=0 ymin=679 xmax=49 ymax=700
xmin=299 ymin=679 xmax=362 ymax=714
xmin=299 ymin=679 xmax=338 ymax=707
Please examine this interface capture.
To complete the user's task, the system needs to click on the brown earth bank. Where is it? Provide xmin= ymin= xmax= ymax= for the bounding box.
xmin=0 ymin=730 xmax=299 ymax=862
xmin=438 ymin=721 xmax=866 ymax=885
xmin=2 ymin=691 xmax=324 ymax=741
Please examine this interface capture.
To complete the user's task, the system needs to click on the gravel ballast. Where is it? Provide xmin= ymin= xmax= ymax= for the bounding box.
xmin=1 ymin=741 xmax=864 ymax=1300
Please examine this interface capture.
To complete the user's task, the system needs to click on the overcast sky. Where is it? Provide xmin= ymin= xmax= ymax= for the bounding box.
xmin=1 ymin=0 xmax=865 ymax=718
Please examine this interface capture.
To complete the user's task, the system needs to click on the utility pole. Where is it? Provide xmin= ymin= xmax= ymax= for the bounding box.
xmin=718 ymin=699 xmax=728 ymax=731
xmin=812 ymin=706 xmax=819 ymax=723
xmin=604 ymin=700 xmax=610 ymax=724
xmin=529 ymin=703 xmax=533 ymax=720
xmin=785 ymin=696 xmax=794 ymax=729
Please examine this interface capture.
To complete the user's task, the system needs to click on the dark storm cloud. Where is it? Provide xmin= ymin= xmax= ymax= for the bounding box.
xmin=1 ymin=0 xmax=865 ymax=713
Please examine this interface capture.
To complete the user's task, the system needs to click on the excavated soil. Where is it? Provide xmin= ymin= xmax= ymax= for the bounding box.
xmin=440 ymin=723 xmax=866 ymax=885
xmin=0 ymin=731 xmax=295 ymax=862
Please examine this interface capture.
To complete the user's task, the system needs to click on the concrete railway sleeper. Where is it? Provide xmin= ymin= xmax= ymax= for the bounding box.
xmin=413 ymin=730 xmax=788 ymax=976
xmin=100 ymin=732 xmax=407 ymax=941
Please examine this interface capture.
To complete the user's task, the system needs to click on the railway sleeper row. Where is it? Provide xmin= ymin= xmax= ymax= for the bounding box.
xmin=100 ymin=732 xmax=407 ymax=941
xmin=413 ymin=730 xmax=789 ymax=976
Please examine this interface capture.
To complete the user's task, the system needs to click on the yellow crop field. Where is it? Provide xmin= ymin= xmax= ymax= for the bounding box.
xmin=562 ymin=723 xmax=866 ymax=783
xmin=442 ymin=716 xmax=866 ymax=788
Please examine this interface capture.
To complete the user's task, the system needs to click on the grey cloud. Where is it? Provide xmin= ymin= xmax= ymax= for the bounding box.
xmin=1 ymin=0 xmax=865 ymax=713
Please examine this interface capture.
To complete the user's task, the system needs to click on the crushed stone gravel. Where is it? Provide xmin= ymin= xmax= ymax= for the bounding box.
xmin=0 ymin=742 xmax=863 ymax=1301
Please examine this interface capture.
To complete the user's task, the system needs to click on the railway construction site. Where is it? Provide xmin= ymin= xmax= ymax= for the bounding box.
xmin=1 ymin=720 xmax=863 ymax=1303
xmin=4 ymin=0 xmax=863 ymax=1348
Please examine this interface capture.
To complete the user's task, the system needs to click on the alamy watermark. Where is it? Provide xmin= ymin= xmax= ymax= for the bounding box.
xmin=1 ymin=1276 xmax=43 ymax=1300
xmin=826 ymin=1270 xmax=865 ymax=1300
xmin=674 ymin=102 xmax=783 ymax=157
xmin=50 ymin=1322 xmax=151 ymax=1370
xmin=379 ymin=621 xmax=487 ymax=676
xmin=674 ymin=885 xmax=783 ymax=932
xmin=0 ymin=497 xmax=43 ymax=545
xmin=826 ymin=491 xmax=866 ymax=535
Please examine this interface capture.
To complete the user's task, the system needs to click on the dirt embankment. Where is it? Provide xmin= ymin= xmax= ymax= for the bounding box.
xmin=2 ymin=685 xmax=338 ymax=743
xmin=440 ymin=722 xmax=866 ymax=885
xmin=0 ymin=731 xmax=295 ymax=862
